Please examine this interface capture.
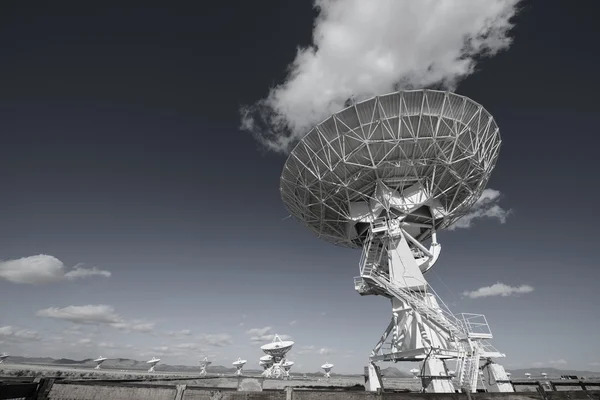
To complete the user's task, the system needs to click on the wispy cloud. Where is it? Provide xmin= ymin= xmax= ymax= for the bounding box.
xmin=241 ymin=0 xmax=522 ymax=153
xmin=450 ymin=189 xmax=511 ymax=230
xmin=197 ymin=333 xmax=233 ymax=347
xmin=296 ymin=345 xmax=316 ymax=355
xmin=0 ymin=326 xmax=41 ymax=342
xmin=0 ymin=255 xmax=111 ymax=285
xmin=319 ymin=347 xmax=333 ymax=356
xmin=245 ymin=327 xmax=292 ymax=344
xmin=35 ymin=304 xmax=156 ymax=333
xmin=165 ymin=329 xmax=193 ymax=338
xmin=462 ymin=282 xmax=534 ymax=299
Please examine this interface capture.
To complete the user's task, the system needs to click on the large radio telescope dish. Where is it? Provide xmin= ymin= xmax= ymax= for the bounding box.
xmin=281 ymin=89 xmax=501 ymax=248
xmin=260 ymin=334 xmax=294 ymax=359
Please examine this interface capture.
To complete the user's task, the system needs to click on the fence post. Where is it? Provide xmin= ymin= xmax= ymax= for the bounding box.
xmin=174 ymin=384 xmax=187 ymax=400
xmin=33 ymin=377 xmax=56 ymax=400
xmin=285 ymin=386 xmax=293 ymax=400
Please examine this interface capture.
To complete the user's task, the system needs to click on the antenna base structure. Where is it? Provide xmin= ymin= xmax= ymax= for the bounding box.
xmin=364 ymin=362 xmax=383 ymax=392
xmin=355 ymin=217 xmax=511 ymax=393
xmin=279 ymin=90 xmax=515 ymax=394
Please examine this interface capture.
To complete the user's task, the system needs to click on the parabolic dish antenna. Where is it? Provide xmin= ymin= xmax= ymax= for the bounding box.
xmin=260 ymin=355 xmax=274 ymax=362
xmin=199 ymin=357 xmax=212 ymax=376
xmin=282 ymin=360 xmax=294 ymax=378
xmin=146 ymin=357 xmax=160 ymax=373
xmin=410 ymin=368 xmax=420 ymax=378
xmin=321 ymin=363 xmax=333 ymax=378
xmin=0 ymin=353 xmax=9 ymax=364
xmin=280 ymin=90 xmax=512 ymax=394
xmin=281 ymin=90 xmax=500 ymax=249
xmin=260 ymin=355 xmax=274 ymax=378
xmin=93 ymin=356 xmax=107 ymax=370
xmin=260 ymin=334 xmax=294 ymax=359
xmin=233 ymin=358 xmax=246 ymax=376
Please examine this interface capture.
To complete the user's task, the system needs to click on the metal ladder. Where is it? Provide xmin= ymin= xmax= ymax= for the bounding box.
xmin=456 ymin=343 xmax=481 ymax=392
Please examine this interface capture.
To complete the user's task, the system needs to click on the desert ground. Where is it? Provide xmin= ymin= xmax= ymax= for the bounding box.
xmin=0 ymin=362 xmax=423 ymax=391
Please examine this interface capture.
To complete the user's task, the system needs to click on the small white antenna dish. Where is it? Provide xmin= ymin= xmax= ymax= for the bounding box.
xmin=321 ymin=362 xmax=334 ymax=379
xmin=525 ymin=373 xmax=531 ymax=379
xmin=410 ymin=368 xmax=420 ymax=378
xmin=282 ymin=360 xmax=294 ymax=378
xmin=146 ymin=357 xmax=161 ymax=373
xmin=260 ymin=334 xmax=294 ymax=379
xmin=93 ymin=356 xmax=107 ymax=370
xmin=232 ymin=357 xmax=247 ymax=376
xmin=0 ymin=353 xmax=9 ymax=364
xmin=541 ymin=372 xmax=548 ymax=379
xmin=199 ymin=356 xmax=212 ymax=376
xmin=260 ymin=355 xmax=274 ymax=378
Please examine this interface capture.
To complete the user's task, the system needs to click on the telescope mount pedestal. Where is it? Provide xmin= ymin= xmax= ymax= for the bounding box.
xmin=354 ymin=218 xmax=512 ymax=394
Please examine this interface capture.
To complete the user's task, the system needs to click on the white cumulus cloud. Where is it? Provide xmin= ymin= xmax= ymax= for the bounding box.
xmin=0 ymin=255 xmax=111 ymax=285
xmin=463 ymin=282 xmax=534 ymax=299
xmin=450 ymin=189 xmax=512 ymax=230
xmin=241 ymin=0 xmax=522 ymax=153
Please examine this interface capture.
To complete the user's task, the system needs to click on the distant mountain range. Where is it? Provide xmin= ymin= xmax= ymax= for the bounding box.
xmin=2 ymin=357 xmax=598 ymax=379
xmin=506 ymin=367 xmax=600 ymax=379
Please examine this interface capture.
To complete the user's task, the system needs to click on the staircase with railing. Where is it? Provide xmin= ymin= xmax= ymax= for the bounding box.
xmin=356 ymin=224 xmax=468 ymax=341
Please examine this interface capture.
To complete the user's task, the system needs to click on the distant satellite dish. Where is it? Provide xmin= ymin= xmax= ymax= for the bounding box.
xmin=146 ymin=357 xmax=161 ymax=373
xmin=525 ymin=373 xmax=532 ymax=379
xmin=321 ymin=363 xmax=334 ymax=378
xmin=0 ymin=353 xmax=9 ymax=364
xmin=93 ymin=356 xmax=107 ymax=370
xmin=282 ymin=360 xmax=294 ymax=378
xmin=410 ymin=368 xmax=420 ymax=378
xmin=233 ymin=357 xmax=247 ymax=376
xmin=199 ymin=356 xmax=212 ymax=376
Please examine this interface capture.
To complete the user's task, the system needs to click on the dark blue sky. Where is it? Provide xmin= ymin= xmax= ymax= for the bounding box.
xmin=0 ymin=0 xmax=599 ymax=374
